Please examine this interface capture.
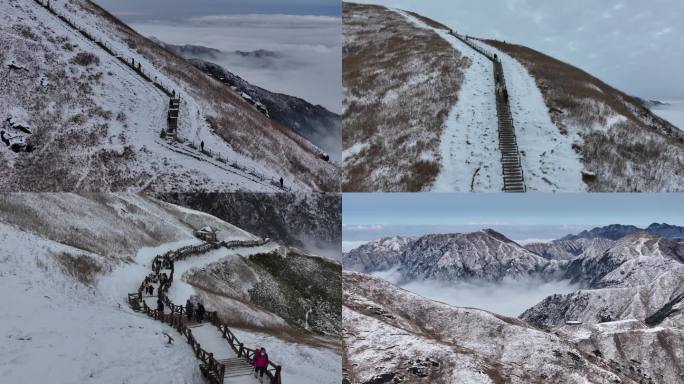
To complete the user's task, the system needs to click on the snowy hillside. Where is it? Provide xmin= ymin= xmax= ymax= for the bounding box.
xmin=179 ymin=57 xmax=342 ymax=162
xmin=343 ymin=271 xmax=640 ymax=384
xmin=484 ymin=39 xmax=684 ymax=192
xmin=342 ymin=3 xmax=684 ymax=192
xmin=0 ymin=194 xmax=341 ymax=383
xmin=0 ymin=0 xmax=339 ymax=192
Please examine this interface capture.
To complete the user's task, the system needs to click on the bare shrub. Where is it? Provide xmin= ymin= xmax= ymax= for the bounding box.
xmin=70 ymin=52 xmax=100 ymax=66
xmin=56 ymin=252 xmax=103 ymax=285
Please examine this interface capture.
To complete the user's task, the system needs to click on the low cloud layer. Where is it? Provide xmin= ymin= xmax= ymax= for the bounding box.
xmin=131 ymin=14 xmax=341 ymax=113
xmin=373 ymin=268 xmax=579 ymax=317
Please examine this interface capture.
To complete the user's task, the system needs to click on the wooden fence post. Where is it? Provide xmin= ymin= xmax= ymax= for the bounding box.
xmin=273 ymin=366 xmax=282 ymax=384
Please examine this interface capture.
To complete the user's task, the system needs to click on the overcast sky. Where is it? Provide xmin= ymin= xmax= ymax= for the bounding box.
xmin=353 ymin=0 xmax=683 ymax=100
xmin=342 ymin=193 xmax=684 ymax=243
xmin=93 ymin=0 xmax=340 ymax=20
xmin=92 ymin=0 xmax=341 ymax=112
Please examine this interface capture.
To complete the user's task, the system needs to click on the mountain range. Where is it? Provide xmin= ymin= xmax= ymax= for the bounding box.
xmin=343 ymin=223 xmax=684 ymax=382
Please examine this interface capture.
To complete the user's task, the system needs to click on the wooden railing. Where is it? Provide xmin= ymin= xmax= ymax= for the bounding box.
xmin=33 ymin=0 xmax=178 ymax=98
xmin=127 ymin=238 xmax=282 ymax=384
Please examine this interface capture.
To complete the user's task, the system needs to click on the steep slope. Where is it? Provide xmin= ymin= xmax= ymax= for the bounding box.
xmin=564 ymin=231 xmax=684 ymax=287
xmin=484 ymin=39 xmax=684 ymax=192
xmin=342 ymin=3 xmax=470 ymax=191
xmin=0 ymin=0 xmax=338 ymax=192
xmin=343 ymin=229 xmax=560 ymax=282
xmin=170 ymin=56 xmax=341 ymax=162
xmin=343 ymin=271 xmax=637 ymax=384
xmin=184 ymin=249 xmax=342 ymax=337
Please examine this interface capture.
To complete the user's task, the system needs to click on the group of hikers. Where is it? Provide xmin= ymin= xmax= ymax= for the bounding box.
xmin=137 ymin=254 xmax=278 ymax=382
xmin=250 ymin=347 xmax=270 ymax=382
xmin=153 ymin=255 xmax=174 ymax=275
xmin=184 ymin=298 xmax=206 ymax=323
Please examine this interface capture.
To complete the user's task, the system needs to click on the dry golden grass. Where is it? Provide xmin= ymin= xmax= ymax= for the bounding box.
xmin=343 ymin=3 xmax=469 ymax=191
xmin=55 ymin=252 xmax=103 ymax=285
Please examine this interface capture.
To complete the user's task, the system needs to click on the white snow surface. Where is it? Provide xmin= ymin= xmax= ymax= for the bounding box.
xmin=397 ymin=10 xmax=502 ymax=192
xmin=469 ymin=40 xmax=586 ymax=192
xmin=0 ymin=223 xmax=202 ymax=384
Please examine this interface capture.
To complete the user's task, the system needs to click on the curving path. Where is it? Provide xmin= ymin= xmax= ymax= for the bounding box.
xmin=128 ymin=239 xmax=283 ymax=384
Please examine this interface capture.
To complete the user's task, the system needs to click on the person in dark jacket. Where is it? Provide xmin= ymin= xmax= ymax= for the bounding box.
xmin=186 ymin=299 xmax=194 ymax=321
xmin=196 ymin=303 xmax=205 ymax=322
xmin=279 ymin=177 xmax=283 ymax=189
xmin=148 ymin=284 xmax=154 ymax=297
xmin=157 ymin=298 xmax=164 ymax=313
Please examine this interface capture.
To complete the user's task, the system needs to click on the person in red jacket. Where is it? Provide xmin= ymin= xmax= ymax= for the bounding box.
xmin=253 ymin=347 xmax=269 ymax=381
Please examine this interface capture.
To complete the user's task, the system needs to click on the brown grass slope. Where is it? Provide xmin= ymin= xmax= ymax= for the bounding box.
xmin=486 ymin=39 xmax=684 ymax=192
xmin=342 ymin=3 xmax=469 ymax=191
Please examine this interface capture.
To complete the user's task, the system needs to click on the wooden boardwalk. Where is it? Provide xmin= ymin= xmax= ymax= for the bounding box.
xmin=128 ymin=239 xmax=283 ymax=384
xmin=451 ymin=32 xmax=527 ymax=192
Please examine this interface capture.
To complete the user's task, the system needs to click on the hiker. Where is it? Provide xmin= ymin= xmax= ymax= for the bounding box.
xmin=503 ymin=88 xmax=509 ymax=102
xmin=255 ymin=347 xmax=269 ymax=381
xmin=186 ymin=299 xmax=194 ymax=321
xmin=157 ymin=297 xmax=164 ymax=314
xmin=148 ymin=284 xmax=155 ymax=297
xmin=196 ymin=302 xmax=205 ymax=322
xmin=279 ymin=177 xmax=283 ymax=189
xmin=250 ymin=348 xmax=261 ymax=377
xmin=200 ymin=141 xmax=204 ymax=152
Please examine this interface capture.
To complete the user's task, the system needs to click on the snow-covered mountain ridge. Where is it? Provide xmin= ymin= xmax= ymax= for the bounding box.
xmin=343 ymin=229 xmax=561 ymax=282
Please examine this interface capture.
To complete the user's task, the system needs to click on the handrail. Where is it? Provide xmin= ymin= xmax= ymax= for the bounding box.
xmin=127 ymin=238 xmax=282 ymax=384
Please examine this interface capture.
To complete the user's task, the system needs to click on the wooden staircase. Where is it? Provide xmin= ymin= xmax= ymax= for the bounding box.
xmin=450 ymin=32 xmax=526 ymax=192
xmin=493 ymin=61 xmax=525 ymax=192
xmin=220 ymin=358 xmax=257 ymax=381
